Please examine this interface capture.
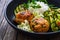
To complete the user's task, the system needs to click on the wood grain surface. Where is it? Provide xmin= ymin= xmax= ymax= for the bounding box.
xmin=0 ymin=0 xmax=60 ymax=40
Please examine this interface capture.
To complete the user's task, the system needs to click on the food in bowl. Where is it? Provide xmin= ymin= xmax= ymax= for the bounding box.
xmin=14 ymin=0 xmax=60 ymax=32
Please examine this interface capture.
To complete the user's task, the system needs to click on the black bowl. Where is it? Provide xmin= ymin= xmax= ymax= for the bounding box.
xmin=5 ymin=0 xmax=60 ymax=38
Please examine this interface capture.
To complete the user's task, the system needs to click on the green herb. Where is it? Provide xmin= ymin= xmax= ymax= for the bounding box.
xmin=39 ymin=0 xmax=48 ymax=4
xmin=49 ymin=4 xmax=55 ymax=8
xmin=32 ymin=5 xmax=41 ymax=8
xmin=28 ymin=0 xmax=30 ymax=3
xmin=22 ymin=3 xmax=29 ymax=9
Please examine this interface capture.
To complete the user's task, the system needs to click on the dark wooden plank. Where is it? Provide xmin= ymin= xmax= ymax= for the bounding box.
xmin=17 ymin=33 xmax=60 ymax=40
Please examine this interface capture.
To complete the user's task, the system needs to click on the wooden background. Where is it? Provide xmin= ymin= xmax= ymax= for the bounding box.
xmin=0 ymin=0 xmax=60 ymax=40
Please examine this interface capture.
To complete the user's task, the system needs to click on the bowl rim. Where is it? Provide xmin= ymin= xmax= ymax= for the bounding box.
xmin=4 ymin=0 xmax=60 ymax=35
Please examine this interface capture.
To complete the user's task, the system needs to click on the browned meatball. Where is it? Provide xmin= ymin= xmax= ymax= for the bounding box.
xmin=30 ymin=17 xmax=50 ymax=32
xmin=14 ymin=10 xmax=34 ymax=23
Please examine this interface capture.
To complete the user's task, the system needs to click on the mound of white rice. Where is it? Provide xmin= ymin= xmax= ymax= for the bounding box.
xmin=28 ymin=1 xmax=49 ymax=15
xmin=18 ymin=20 xmax=32 ymax=32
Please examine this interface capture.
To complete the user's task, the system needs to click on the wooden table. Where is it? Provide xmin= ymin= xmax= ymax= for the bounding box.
xmin=0 ymin=0 xmax=60 ymax=40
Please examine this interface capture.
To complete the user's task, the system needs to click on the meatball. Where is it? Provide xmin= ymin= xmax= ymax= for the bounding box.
xmin=14 ymin=10 xmax=34 ymax=23
xmin=30 ymin=17 xmax=50 ymax=32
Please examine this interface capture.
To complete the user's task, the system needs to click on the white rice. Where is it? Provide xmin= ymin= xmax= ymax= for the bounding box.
xmin=18 ymin=20 xmax=31 ymax=31
xmin=28 ymin=1 xmax=49 ymax=15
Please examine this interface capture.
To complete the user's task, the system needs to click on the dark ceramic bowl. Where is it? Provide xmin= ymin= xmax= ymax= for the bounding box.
xmin=5 ymin=0 xmax=60 ymax=38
